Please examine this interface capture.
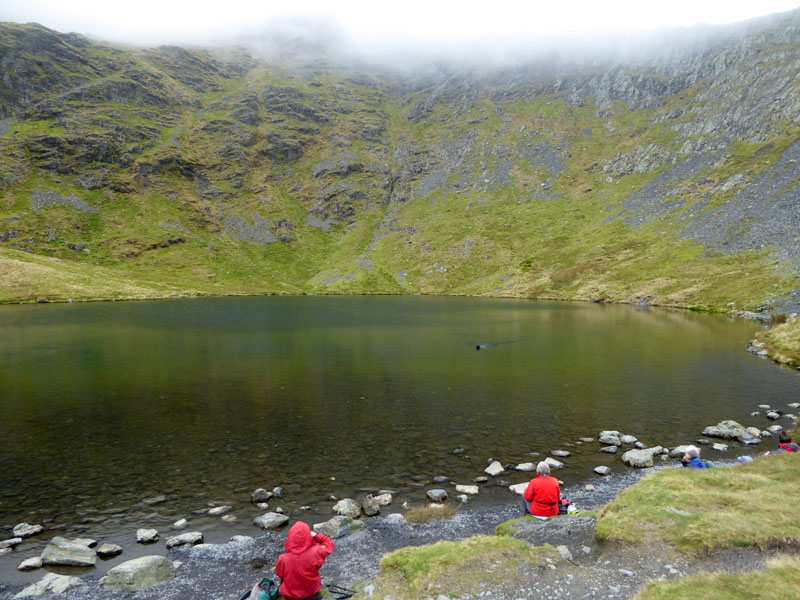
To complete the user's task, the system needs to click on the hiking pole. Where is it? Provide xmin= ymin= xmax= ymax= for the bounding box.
xmin=323 ymin=583 xmax=358 ymax=599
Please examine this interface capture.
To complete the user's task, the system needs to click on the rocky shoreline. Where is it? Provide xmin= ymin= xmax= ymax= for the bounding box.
xmin=2 ymin=394 xmax=796 ymax=599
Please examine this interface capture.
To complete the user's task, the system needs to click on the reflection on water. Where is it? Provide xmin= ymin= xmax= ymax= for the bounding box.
xmin=0 ymin=296 xmax=797 ymax=542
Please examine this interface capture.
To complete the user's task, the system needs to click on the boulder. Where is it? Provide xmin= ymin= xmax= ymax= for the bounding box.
xmin=41 ymin=536 xmax=97 ymax=567
xmin=599 ymin=445 xmax=618 ymax=454
xmin=702 ymin=420 xmax=747 ymax=440
xmin=0 ymin=538 xmax=22 ymax=550
xmin=620 ymin=435 xmax=638 ymax=445
xmin=594 ymin=466 xmax=612 ymax=476
xmin=13 ymin=523 xmax=44 ymax=539
xmin=426 ymin=489 xmax=448 ymax=503
xmin=508 ymin=483 xmax=527 ymax=495
xmin=712 ymin=443 xmax=729 ymax=451
xmin=14 ymin=573 xmax=85 ymax=598
xmin=96 ymin=543 xmax=123 ymax=558
xmin=545 ymin=457 xmax=564 ymax=469
xmin=485 ymin=461 xmax=504 ymax=476
xmin=333 ymin=498 xmax=361 ymax=518
xmin=251 ymin=488 xmax=273 ymax=503
xmin=455 ymin=484 xmax=479 ymax=495
xmin=253 ymin=513 xmax=289 ymax=530
xmin=514 ymin=462 xmax=536 ymax=471
xmin=361 ymin=495 xmax=380 ymax=517
xmin=313 ymin=516 xmax=364 ymax=539
xmin=599 ymin=431 xmax=621 ymax=446
xmin=17 ymin=557 xmax=43 ymax=571
xmin=136 ymin=529 xmax=159 ymax=544
xmin=621 ymin=446 xmax=663 ymax=468
xmin=165 ymin=532 xmax=203 ymax=549
xmin=99 ymin=555 xmax=176 ymax=592
xmin=551 ymin=450 xmax=571 ymax=457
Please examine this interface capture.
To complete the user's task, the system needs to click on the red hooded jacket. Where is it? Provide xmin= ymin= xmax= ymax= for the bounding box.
xmin=275 ymin=522 xmax=335 ymax=600
xmin=523 ymin=474 xmax=561 ymax=517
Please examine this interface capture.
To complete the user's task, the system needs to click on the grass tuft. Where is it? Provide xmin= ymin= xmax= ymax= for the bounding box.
xmin=405 ymin=504 xmax=458 ymax=524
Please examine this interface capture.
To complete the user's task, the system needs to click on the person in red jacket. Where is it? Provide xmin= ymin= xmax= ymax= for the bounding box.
xmin=523 ymin=461 xmax=561 ymax=518
xmin=275 ymin=521 xmax=335 ymax=600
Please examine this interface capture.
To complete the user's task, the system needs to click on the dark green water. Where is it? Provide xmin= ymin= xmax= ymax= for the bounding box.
xmin=1 ymin=296 xmax=798 ymax=546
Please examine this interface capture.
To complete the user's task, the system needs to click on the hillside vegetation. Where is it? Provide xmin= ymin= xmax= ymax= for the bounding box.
xmin=1 ymin=13 xmax=799 ymax=310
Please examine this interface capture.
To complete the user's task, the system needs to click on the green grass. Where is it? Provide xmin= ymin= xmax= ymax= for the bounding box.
xmin=404 ymin=504 xmax=458 ymax=525
xmin=595 ymin=453 xmax=800 ymax=553
xmin=634 ymin=556 xmax=800 ymax=600
xmin=354 ymin=536 xmax=561 ymax=600
xmin=757 ymin=318 xmax=800 ymax=367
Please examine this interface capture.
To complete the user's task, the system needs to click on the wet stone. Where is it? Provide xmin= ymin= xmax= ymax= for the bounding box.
xmin=485 ymin=461 xmax=504 ymax=476
xmin=18 ymin=556 xmax=43 ymax=571
xmin=594 ymin=466 xmax=612 ymax=476
xmin=333 ymin=498 xmax=361 ymax=518
xmin=207 ymin=505 xmax=232 ymax=516
xmin=142 ymin=496 xmax=166 ymax=506
xmin=551 ymin=450 xmax=571 ymax=458
xmin=426 ymin=489 xmax=448 ymax=503
xmin=253 ymin=512 xmax=289 ymax=530
xmin=97 ymin=543 xmax=123 ymax=558
xmin=251 ymin=489 xmax=272 ymax=503
xmin=0 ymin=537 xmax=22 ymax=550
xmin=172 ymin=519 xmax=187 ymax=530
xmin=599 ymin=446 xmax=618 ymax=454
xmin=13 ymin=523 xmax=44 ymax=539
xmin=165 ymin=532 xmax=203 ymax=549
xmin=136 ymin=529 xmax=159 ymax=544
xmin=432 ymin=475 xmax=450 ymax=483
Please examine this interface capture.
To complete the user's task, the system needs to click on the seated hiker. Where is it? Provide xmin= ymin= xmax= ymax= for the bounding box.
xmin=681 ymin=445 xmax=709 ymax=469
xmin=778 ymin=430 xmax=800 ymax=453
xmin=523 ymin=461 xmax=561 ymax=518
xmin=275 ymin=522 xmax=335 ymax=600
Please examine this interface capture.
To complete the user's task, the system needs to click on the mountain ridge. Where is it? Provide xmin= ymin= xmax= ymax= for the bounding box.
xmin=1 ymin=13 xmax=799 ymax=311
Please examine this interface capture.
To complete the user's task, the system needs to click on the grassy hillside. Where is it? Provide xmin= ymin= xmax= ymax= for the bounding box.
xmin=1 ymin=16 xmax=800 ymax=312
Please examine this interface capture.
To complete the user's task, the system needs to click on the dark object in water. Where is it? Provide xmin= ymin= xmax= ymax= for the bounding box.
xmin=476 ymin=344 xmax=488 ymax=350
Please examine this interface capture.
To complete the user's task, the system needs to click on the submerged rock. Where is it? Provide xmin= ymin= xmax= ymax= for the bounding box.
xmin=100 ymin=555 xmax=176 ymax=591
xmin=41 ymin=536 xmax=97 ymax=567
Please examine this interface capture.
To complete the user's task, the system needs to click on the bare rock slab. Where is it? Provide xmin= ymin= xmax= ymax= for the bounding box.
xmin=14 ymin=573 xmax=85 ymax=598
xmin=100 ymin=555 xmax=176 ymax=592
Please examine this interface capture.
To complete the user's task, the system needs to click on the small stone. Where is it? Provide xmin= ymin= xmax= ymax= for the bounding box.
xmin=432 ymin=475 xmax=450 ymax=483
xmin=230 ymin=535 xmax=252 ymax=542
xmin=18 ymin=557 xmax=43 ymax=571
xmin=751 ymin=411 xmax=761 ymax=417
xmin=594 ymin=466 xmax=612 ymax=476
xmin=768 ymin=425 xmax=783 ymax=433
xmin=313 ymin=516 xmax=364 ymax=539
xmin=361 ymin=495 xmax=381 ymax=517
xmin=758 ymin=404 xmax=771 ymax=409
xmin=426 ymin=489 xmax=448 ymax=503
xmin=275 ymin=507 xmax=285 ymax=514
xmin=556 ymin=545 xmax=573 ymax=561
xmin=508 ymin=483 xmax=527 ymax=495
xmin=697 ymin=439 xmax=710 ymax=445
xmin=788 ymin=403 xmax=800 ymax=409
xmin=579 ymin=437 xmax=595 ymax=443
xmin=584 ymin=484 xmax=596 ymax=492
xmin=165 ymin=532 xmax=203 ymax=549
xmin=136 ymin=529 xmax=159 ymax=544
xmin=71 ymin=538 xmax=97 ymax=548
xmin=221 ymin=514 xmax=238 ymax=523
xmin=13 ymin=523 xmax=44 ymax=539
xmin=172 ymin=519 xmax=188 ymax=530
xmin=599 ymin=445 xmax=618 ymax=454
xmin=620 ymin=435 xmax=638 ymax=445
xmin=619 ymin=569 xmax=634 ymax=577
xmin=455 ymin=484 xmax=479 ymax=495
xmin=622 ymin=446 xmax=663 ymax=468
xmin=761 ymin=430 xmax=773 ymax=437
xmin=256 ymin=502 xmax=269 ymax=510
xmin=712 ymin=443 xmax=728 ymax=451
xmin=457 ymin=494 xmax=469 ymax=503
xmin=374 ymin=493 xmax=393 ymax=506
xmin=0 ymin=538 xmax=22 ymax=550
xmin=97 ymin=543 xmax=123 ymax=558
xmin=485 ymin=461 xmax=504 ymax=476
xmin=582 ymin=545 xmax=591 ymax=554
xmin=207 ymin=505 xmax=232 ymax=516
xmin=453 ymin=448 xmax=466 ymax=454
xmin=634 ymin=441 xmax=646 ymax=449
xmin=253 ymin=513 xmax=289 ymax=530
xmin=767 ymin=411 xmax=781 ymax=420
xmin=474 ymin=476 xmax=489 ymax=483
xmin=272 ymin=487 xmax=284 ymax=499
xmin=514 ymin=462 xmax=536 ymax=471
xmin=551 ymin=449 xmax=571 ymax=457
xmin=599 ymin=431 xmax=621 ymax=446
xmin=251 ymin=489 xmax=273 ymax=503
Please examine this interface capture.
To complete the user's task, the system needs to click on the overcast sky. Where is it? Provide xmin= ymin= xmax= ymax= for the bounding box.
xmin=2 ymin=0 xmax=799 ymax=48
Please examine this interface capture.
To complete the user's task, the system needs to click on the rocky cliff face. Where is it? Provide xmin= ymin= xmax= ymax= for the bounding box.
xmin=0 ymin=13 xmax=799 ymax=309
